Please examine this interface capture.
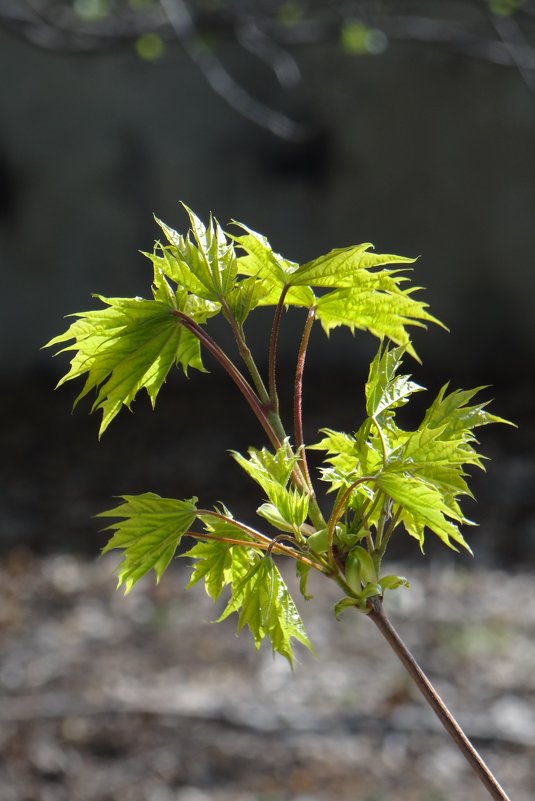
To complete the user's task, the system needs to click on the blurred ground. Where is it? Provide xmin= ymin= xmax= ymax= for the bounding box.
xmin=0 ymin=553 xmax=534 ymax=801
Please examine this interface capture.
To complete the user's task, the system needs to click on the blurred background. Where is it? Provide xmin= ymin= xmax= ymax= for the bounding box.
xmin=1 ymin=1 xmax=534 ymax=800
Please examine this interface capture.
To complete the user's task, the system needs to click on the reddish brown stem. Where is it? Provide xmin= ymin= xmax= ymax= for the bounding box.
xmin=367 ymin=597 xmax=511 ymax=801
xmin=195 ymin=510 xmax=323 ymax=570
xmin=173 ymin=311 xmax=281 ymax=450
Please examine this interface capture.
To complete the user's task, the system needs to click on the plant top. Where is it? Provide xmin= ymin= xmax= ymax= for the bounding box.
xmin=46 ymin=203 xmax=511 ymax=666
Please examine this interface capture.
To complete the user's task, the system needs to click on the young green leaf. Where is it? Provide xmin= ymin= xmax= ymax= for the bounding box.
xmin=218 ymin=557 xmax=313 ymax=665
xmin=334 ymin=597 xmax=359 ymax=620
xmin=46 ymin=296 xmax=204 ymax=436
xmin=232 ymin=444 xmax=310 ymax=530
xmin=378 ymin=574 xmax=411 ymax=592
xmin=99 ymin=493 xmax=198 ymax=593
xmin=184 ymin=539 xmax=234 ymax=600
xmin=365 ymin=344 xmax=424 ymax=419
xmin=232 ymin=224 xmax=315 ymax=308
xmin=421 ymin=384 xmax=513 ymax=438
xmin=225 ymin=275 xmax=266 ymax=326
xmin=256 ymin=503 xmax=296 ymax=533
xmin=311 ymin=427 xmax=382 ymax=499
xmin=376 ymin=472 xmax=470 ymax=552
xmin=296 ymin=560 xmax=313 ymax=600
xmin=290 ymin=244 xmax=416 ymax=288
xmin=315 ymin=288 xmax=441 ymax=360
xmin=232 ymin=441 xmax=299 ymax=488
xmin=381 ymin=383 xmax=514 ymax=542
xmin=149 ymin=242 xmax=218 ymax=303
xmin=232 ymin=223 xmax=296 ymax=286
xmin=156 ymin=205 xmax=238 ymax=302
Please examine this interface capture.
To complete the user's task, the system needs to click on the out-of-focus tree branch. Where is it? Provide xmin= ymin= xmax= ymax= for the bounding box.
xmin=1 ymin=1 xmax=535 ymax=140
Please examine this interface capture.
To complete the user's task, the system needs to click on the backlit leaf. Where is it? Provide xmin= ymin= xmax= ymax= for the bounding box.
xmin=219 ymin=557 xmax=312 ymax=665
xmin=156 ymin=205 xmax=238 ymax=301
xmin=46 ymin=295 xmax=204 ymax=436
xmin=99 ymin=493 xmax=198 ymax=593
xmin=184 ymin=515 xmax=258 ymax=601
xmin=232 ymin=444 xmax=309 ymax=529
xmin=233 ymin=224 xmax=315 ymax=308
xmin=376 ymin=472 xmax=470 ymax=552
xmin=291 ymin=244 xmax=415 ymax=287
xmin=316 ymin=288 xmax=441 ymax=359
xmin=365 ymin=344 xmax=424 ymax=418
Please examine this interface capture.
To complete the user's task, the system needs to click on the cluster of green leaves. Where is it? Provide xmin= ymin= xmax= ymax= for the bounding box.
xmin=47 ymin=204 xmax=511 ymax=665
xmin=98 ymin=492 xmax=311 ymax=665
xmin=47 ymin=205 xmax=438 ymax=436
xmin=311 ymin=345 xmax=510 ymax=609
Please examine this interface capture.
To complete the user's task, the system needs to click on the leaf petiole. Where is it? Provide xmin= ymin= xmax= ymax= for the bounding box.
xmin=197 ymin=509 xmax=325 ymax=571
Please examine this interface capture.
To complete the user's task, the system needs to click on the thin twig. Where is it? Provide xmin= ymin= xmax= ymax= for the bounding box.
xmin=376 ymin=504 xmax=401 ymax=559
xmin=491 ymin=10 xmax=535 ymax=94
xmin=294 ymin=305 xmax=316 ymax=490
xmin=293 ymin=305 xmax=327 ymax=530
xmin=159 ymin=0 xmax=309 ymax=142
xmin=195 ymin=510 xmax=323 ymax=570
xmin=367 ymin=598 xmax=511 ymax=801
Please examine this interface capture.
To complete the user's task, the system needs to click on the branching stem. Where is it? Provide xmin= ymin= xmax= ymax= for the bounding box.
xmin=196 ymin=509 xmax=324 ymax=570
xmin=173 ymin=311 xmax=281 ymax=450
xmin=222 ymin=300 xmax=271 ymax=405
xmin=326 ymin=476 xmax=377 ymax=567
xmin=367 ymin=598 xmax=511 ymax=801
xmin=376 ymin=505 xmax=401 ymax=560
xmin=293 ymin=305 xmax=326 ymax=530
xmin=175 ymin=313 xmax=314 ymax=505
xmin=372 ymin=415 xmax=388 ymax=468
xmin=294 ymin=305 xmax=316 ymax=489
xmin=268 ymin=283 xmax=290 ymax=413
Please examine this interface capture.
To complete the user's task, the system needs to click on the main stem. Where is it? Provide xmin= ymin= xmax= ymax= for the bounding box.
xmin=293 ymin=305 xmax=326 ymax=530
xmin=367 ymin=597 xmax=511 ymax=801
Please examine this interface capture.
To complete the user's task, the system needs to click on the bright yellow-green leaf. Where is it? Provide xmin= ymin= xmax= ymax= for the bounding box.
xmin=99 ymin=493 xmax=198 ymax=593
xmin=311 ymin=427 xmax=382 ymax=494
xmin=232 ymin=444 xmax=309 ymax=529
xmin=421 ymin=385 xmax=514 ymax=439
xmin=46 ymin=296 xmax=204 ymax=436
xmin=149 ymin=245 xmax=218 ymax=302
xmin=376 ymin=472 xmax=470 ymax=552
xmin=291 ymin=244 xmax=415 ymax=287
xmin=316 ymin=288 xmax=441 ymax=360
xmin=231 ymin=442 xmax=299 ymax=490
xmin=365 ymin=344 xmax=424 ymax=418
xmin=155 ymin=205 xmax=238 ymax=302
xmin=218 ymin=557 xmax=313 ymax=665
xmin=232 ymin=224 xmax=315 ymax=309
xmin=232 ymin=223 xmax=297 ymax=285
xmin=184 ymin=515 xmax=257 ymax=601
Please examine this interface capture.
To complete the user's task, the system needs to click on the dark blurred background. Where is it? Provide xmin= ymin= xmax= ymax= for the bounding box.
xmin=2 ymin=6 xmax=535 ymax=801
xmin=1 ymin=0 xmax=534 ymax=561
